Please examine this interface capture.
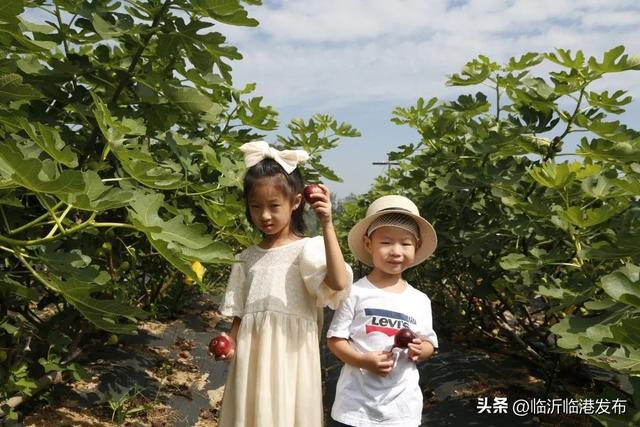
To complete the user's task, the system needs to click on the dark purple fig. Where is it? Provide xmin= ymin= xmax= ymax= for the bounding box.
xmin=394 ymin=328 xmax=417 ymax=349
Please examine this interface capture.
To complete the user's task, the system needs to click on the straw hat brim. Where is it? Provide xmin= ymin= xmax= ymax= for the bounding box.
xmin=348 ymin=208 xmax=437 ymax=267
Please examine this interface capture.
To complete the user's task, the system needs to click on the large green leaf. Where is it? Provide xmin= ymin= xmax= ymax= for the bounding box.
xmin=435 ymin=174 xmax=477 ymax=191
xmin=237 ymin=96 xmax=278 ymax=130
xmin=0 ymin=273 xmax=38 ymax=301
xmin=612 ymin=176 xmax=640 ymax=195
xmin=529 ymin=162 xmax=600 ymax=189
xmin=19 ymin=120 xmax=79 ymax=168
xmin=38 ymin=244 xmax=110 ymax=285
xmin=500 ymin=253 xmax=541 ymax=271
xmin=447 ymin=55 xmax=497 ymax=86
xmin=128 ymin=204 xmax=234 ymax=283
xmin=26 ymin=245 xmax=146 ymax=334
xmin=609 ymin=318 xmax=640 ymax=348
xmin=575 ymin=115 xmax=636 ymax=143
xmin=449 ymin=92 xmax=489 ymax=116
xmin=129 ymin=193 xmax=212 ymax=248
xmin=587 ymin=90 xmax=632 ymax=114
xmin=559 ymin=199 xmax=628 ymax=228
xmin=601 ymin=264 xmax=640 ymax=307
xmin=580 ymin=174 xmax=618 ymax=199
xmin=163 ymin=86 xmax=222 ymax=114
xmin=529 ymin=162 xmax=576 ymax=188
xmin=0 ymin=73 xmax=43 ymax=102
xmin=544 ymin=48 xmax=585 ymax=69
xmin=581 ymin=238 xmax=640 ymax=260
xmin=191 ymin=0 xmax=259 ymax=26
xmin=577 ymin=137 xmax=640 ymax=163
xmin=551 ymin=306 xmax=628 ymax=350
xmin=506 ymin=52 xmax=543 ymax=71
xmin=91 ymin=13 xmax=123 ymax=39
xmin=0 ymin=141 xmax=85 ymax=195
xmin=128 ymin=193 xmax=234 ymax=265
xmin=0 ymin=0 xmax=24 ymax=22
xmin=110 ymin=142 xmax=185 ymax=189
xmin=59 ymin=171 xmax=134 ymax=211
xmin=588 ymin=45 xmax=640 ymax=74
xmin=41 ymin=273 xmax=146 ymax=334
xmin=578 ymin=338 xmax=640 ymax=374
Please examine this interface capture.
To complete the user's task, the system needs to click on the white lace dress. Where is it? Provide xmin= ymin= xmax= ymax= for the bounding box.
xmin=218 ymin=236 xmax=352 ymax=427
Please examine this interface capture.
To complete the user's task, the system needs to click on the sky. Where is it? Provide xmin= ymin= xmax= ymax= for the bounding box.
xmin=219 ymin=0 xmax=640 ymax=198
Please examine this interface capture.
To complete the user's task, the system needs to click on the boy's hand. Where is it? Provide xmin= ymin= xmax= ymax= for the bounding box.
xmin=208 ymin=332 xmax=236 ymax=361
xmin=407 ymin=337 xmax=435 ymax=362
xmin=307 ymin=184 xmax=332 ymax=227
xmin=407 ymin=337 xmax=423 ymax=362
xmin=360 ymin=351 xmax=394 ymax=377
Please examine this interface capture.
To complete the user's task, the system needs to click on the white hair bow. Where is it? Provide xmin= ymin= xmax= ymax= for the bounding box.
xmin=239 ymin=141 xmax=309 ymax=174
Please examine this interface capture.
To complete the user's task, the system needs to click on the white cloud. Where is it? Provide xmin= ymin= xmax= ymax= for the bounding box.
xmin=220 ymin=1 xmax=640 ymax=197
xmin=223 ymin=0 xmax=640 ymax=113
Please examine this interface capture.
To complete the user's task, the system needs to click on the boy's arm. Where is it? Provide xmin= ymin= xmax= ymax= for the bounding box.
xmin=328 ymin=337 xmax=394 ymax=377
xmin=408 ymin=338 xmax=435 ymax=362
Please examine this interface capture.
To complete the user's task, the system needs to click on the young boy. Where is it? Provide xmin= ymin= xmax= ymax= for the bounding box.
xmin=327 ymin=195 xmax=439 ymax=427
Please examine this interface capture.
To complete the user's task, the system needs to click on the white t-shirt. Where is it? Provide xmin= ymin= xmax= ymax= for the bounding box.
xmin=327 ymin=277 xmax=438 ymax=427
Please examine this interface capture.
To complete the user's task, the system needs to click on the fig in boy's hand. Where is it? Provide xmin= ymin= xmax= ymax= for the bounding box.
xmin=393 ymin=328 xmax=417 ymax=349
xmin=303 ymin=184 xmax=323 ymax=203
xmin=209 ymin=335 xmax=232 ymax=358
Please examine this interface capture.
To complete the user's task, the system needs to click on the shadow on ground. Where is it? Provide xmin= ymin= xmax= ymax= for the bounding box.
xmin=22 ymin=295 xmax=230 ymax=427
xmin=21 ymin=299 xmax=594 ymax=427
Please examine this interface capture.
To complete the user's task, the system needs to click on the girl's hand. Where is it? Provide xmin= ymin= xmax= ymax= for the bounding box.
xmin=307 ymin=184 xmax=332 ymax=227
xmin=407 ymin=337 xmax=423 ymax=362
xmin=360 ymin=351 xmax=394 ymax=377
xmin=209 ymin=332 xmax=236 ymax=361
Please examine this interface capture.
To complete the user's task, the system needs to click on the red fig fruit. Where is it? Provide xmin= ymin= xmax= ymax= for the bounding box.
xmin=303 ymin=184 xmax=323 ymax=203
xmin=393 ymin=328 xmax=417 ymax=349
xmin=209 ymin=335 xmax=232 ymax=358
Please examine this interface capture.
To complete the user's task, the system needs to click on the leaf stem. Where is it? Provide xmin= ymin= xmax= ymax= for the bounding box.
xmin=0 ymin=213 xmax=97 ymax=247
xmin=8 ymin=201 xmax=64 ymax=235
xmin=0 ymin=206 xmax=10 ymax=232
xmin=14 ymin=250 xmax=55 ymax=293
xmin=558 ymin=85 xmax=587 ymax=141
xmin=45 ymin=204 xmax=72 ymax=238
xmin=496 ymin=74 xmax=501 ymax=123
xmin=213 ymin=105 xmax=239 ymax=145
xmin=86 ymin=0 xmax=173 ymax=156
xmin=183 ymin=185 xmax=222 ymax=196
xmin=36 ymin=194 xmax=66 ymax=234
xmin=92 ymin=222 xmax=138 ymax=231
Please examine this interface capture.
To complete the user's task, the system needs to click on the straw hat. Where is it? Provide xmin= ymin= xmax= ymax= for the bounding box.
xmin=348 ymin=195 xmax=437 ymax=267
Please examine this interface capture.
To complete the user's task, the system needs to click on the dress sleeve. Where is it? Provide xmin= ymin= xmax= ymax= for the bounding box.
xmin=219 ymin=255 xmax=247 ymax=317
xmin=418 ymin=297 xmax=438 ymax=349
xmin=299 ymin=236 xmax=353 ymax=310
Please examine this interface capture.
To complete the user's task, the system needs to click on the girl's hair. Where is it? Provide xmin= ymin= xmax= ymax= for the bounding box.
xmin=243 ymin=159 xmax=306 ymax=236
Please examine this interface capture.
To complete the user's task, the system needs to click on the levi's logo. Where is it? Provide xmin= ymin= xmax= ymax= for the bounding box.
xmin=364 ymin=308 xmax=415 ymax=336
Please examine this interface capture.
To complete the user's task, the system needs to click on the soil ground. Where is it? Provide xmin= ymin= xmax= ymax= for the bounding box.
xmin=15 ymin=295 xmax=595 ymax=427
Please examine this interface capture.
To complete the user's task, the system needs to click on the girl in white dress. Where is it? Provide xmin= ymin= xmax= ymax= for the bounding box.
xmin=214 ymin=141 xmax=353 ymax=427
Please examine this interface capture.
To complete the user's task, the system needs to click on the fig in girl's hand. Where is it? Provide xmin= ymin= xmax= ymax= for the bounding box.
xmin=393 ymin=328 xmax=417 ymax=349
xmin=303 ymin=184 xmax=323 ymax=203
xmin=209 ymin=335 xmax=232 ymax=358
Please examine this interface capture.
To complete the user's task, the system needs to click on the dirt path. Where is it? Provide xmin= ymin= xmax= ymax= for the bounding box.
xmin=20 ymin=298 xmax=592 ymax=426
xmin=22 ymin=295 xmax=228 ymax=426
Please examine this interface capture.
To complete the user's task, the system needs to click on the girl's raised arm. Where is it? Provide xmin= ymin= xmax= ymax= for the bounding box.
xmin=307 ymin=184 xmax=349 ymax=291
